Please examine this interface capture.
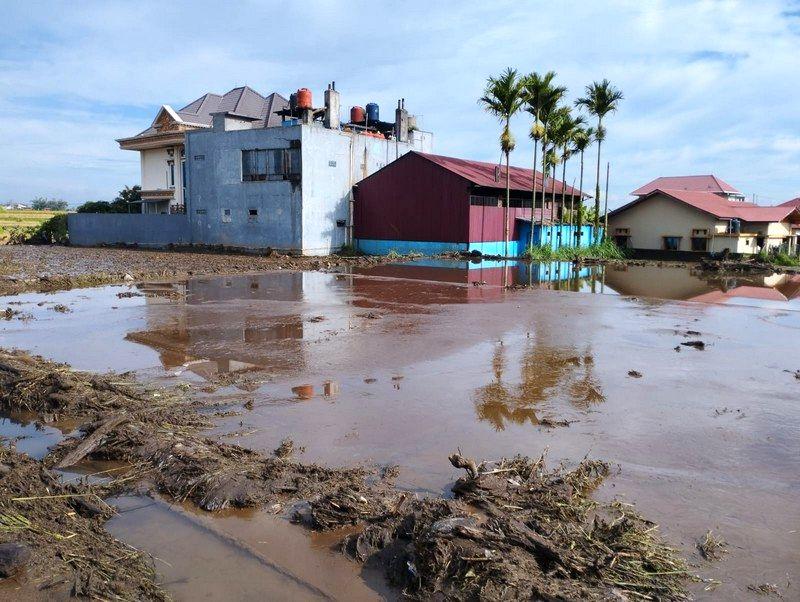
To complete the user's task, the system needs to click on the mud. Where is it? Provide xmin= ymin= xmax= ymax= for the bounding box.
xmin=0 ymin=245 xmax=410 ymax=296
xmin=2 ymin=258 xmax=800 ymax=599
xmin=0 ymin=445 xmax=167 ymax=600
xmin=333 ymin=454 xmax=689 ymax=600
xmin=0 ymin=350 xmax=696 ymax=600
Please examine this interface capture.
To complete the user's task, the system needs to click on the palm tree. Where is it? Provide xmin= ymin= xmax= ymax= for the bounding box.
xmin=556 ymin=113 xmax=587 ymax=246
xmin=545 ymin=147 xmax=560 ymax=234
xmin=480 ymin=68 xmax=526 ymax=256
xmin=575 ymin=79 xmax=623 ymax=243
xmin=571 ymin=126 xmax=594 ymax=244
xmin=523 ymin=72 xmax=564 ymax=249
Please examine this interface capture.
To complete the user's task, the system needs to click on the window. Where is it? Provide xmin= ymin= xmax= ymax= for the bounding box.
xmin=691 ymin=229 xmax=709 ymax=252
xmin=167 ymin=160 xmax=175 ymax=188
xmin=194 ymin=154 xmax=205 ymax=161
xmin=242 ymin=148 xmax=301 ymax=181
xmin=336 ymin=219 xmax=346 ymax=227
xmin=222 ymin=208 xmax=231 ymax=223
xmin=614 ymin=236 xmax=631 ymax=248
xmin=614 ymin=229 xmax=631 ymax=248
xmin=248 ymin=208 xmax=258 ymax=222
xmin=663 ymin=236 xmax=682 ymax=251
xmin=470 ymin=195 xmax=500 ymax=207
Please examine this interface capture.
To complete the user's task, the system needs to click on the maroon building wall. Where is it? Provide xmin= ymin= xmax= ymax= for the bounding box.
xmin=354 ymin=153 xmax=470 ymax=242
xmin=469 ymin=206 xmax=533 ymax=244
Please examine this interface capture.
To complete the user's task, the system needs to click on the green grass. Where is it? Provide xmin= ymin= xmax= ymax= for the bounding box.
xmin=523 ymin=239 xmax=627 ymax=261
xmin=757 ymin=249 xmax=800 ymax=267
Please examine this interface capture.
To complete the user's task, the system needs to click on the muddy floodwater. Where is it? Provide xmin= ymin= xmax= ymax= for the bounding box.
xmin=2 ymin=259 xmax=799 ymax=600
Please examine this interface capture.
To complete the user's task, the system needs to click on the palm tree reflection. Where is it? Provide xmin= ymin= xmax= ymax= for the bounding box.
xmin=474 ymin=340 xmax=604 ymax=431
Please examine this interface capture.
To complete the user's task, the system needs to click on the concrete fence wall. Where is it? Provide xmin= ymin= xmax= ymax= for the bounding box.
xmin=67 ymin=214 xmax=191 ymax=247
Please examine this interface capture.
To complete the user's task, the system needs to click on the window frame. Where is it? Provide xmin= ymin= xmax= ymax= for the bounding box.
xmin=242 ymin=148 xmax=301 ymax=182
xmin=662 ymin=236 xmax=682 ymax=251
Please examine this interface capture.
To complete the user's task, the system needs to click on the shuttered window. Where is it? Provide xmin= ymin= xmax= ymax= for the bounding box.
xmin=242 ymin=149 xmax=301 ymax=181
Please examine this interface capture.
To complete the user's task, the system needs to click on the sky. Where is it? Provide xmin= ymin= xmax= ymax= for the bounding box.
xmin=1 ymin=0 xmax=799 ymax=209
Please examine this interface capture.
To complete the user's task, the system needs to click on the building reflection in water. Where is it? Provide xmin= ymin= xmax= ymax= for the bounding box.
xmin=127 ymin=272 xmax=322 ymax=383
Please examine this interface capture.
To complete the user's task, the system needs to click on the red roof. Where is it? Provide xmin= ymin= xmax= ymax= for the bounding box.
xmin=779 ymin=197 xmax=800 ymax=208
xmin=611 ymin=188 xmax=800 ymax=223
xmin=413 ymin=152 xmax=585 ymax=197
xmin=632 ymin=175 xmax=739 ymax=196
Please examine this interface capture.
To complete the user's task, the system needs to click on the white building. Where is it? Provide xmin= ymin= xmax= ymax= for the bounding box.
xmin=117 ymin=87 xmax=288 ymax=214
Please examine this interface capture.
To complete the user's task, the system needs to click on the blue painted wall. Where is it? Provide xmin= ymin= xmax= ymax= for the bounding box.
xmin=67 ymin=214 xmax=190 ymax=247
xmin=517 ymin=223 xmax=602 ymax=250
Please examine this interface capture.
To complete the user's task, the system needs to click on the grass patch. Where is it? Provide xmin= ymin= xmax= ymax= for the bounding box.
xmin=336 ymin=243 xmax=362 ymax=257
xmin=524 ymin=239 xmax=627 ymax=261
xmin=0 ymin=210 xmax=65 ymax=244
xmin=757 ymin=249 xmax=800 ymax=267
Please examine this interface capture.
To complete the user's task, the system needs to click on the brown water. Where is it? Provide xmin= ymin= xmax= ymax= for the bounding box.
xmin=1 ymin=260 xmax=799 ymax=600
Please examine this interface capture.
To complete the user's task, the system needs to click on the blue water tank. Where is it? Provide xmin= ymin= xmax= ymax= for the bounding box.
xmin=366 ymin=102 xmax=379 ymax=123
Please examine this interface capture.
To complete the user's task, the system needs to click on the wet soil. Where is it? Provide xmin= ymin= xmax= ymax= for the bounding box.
xmin=0 ymin=245 xmax=408 ymax=296
xmin=0 ymin=445 xmax=167 ymax=600
xmin=0 ymin=350 xmax=695 ymax=600
xmin=1 ymin=259 xmax=799 ymax=599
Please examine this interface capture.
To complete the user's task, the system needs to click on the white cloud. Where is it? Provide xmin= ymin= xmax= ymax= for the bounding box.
xmin=1 ymin=0 xmax=799 ymax=205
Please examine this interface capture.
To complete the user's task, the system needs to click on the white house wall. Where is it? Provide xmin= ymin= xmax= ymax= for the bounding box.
xmin=299 ymin=126 xmax=422 ymax=255
xmin=608 ymin=194 xmax=719 ymax=252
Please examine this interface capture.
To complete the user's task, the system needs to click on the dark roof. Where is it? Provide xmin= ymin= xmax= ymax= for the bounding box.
xmin=779 ymin=197 xmax=800 ymax=208
xmin=632 ymin=175 xmax=740 ymax=196
xmin=610 ymin=188 xmax=800 ymax=222
xmin=412 ymin=152 xmax=586 ymax=197
xmin=130 ymin=87 xmax=288 ymax=138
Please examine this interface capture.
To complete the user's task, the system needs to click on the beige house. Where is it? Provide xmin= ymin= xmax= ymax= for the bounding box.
xmin=117 ymin=87 xmax=287 ymax=214
xmin=609 ymin=176 xmax=800 ymax=255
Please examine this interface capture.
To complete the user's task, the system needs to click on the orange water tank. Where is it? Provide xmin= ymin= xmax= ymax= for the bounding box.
xmin=350 ymin=106 xmax=366 ymax=123
xmin=296 ymin=88 xmax=312 ymax=109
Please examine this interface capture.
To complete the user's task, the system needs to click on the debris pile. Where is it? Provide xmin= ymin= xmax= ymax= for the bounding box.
xmin=0 ymin=349 xmax=693 ymax=599
xmin=328 ymin=453 xmax=692 ymax=600
xmin=0 ymin=446 xmax=167 ymax=599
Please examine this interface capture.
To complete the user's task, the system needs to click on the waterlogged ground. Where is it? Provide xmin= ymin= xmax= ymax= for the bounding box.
xmin=2 ymin=259 xmax=799 ymax=600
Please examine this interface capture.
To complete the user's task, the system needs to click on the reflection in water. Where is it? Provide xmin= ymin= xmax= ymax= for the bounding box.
xmin=126 ymin=274 xmax=314 ymax=383
xmin=121 ymin=260 xmax=800 ymax=392
xmin=474 ymin=340 xmax=605 ymax=431
xmin=291 ymin=381 xmax=339 ymax=400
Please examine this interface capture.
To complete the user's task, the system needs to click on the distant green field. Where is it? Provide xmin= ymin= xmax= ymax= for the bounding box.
xmin=0 ymin=209 xmax=64 ymax=242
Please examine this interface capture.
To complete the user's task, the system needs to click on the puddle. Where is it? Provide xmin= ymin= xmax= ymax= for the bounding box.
xmin=2 ymin=261 xmax=800 ymax=599
xmin=107 ymin=495 xmax=390 ymax=601
xmin=0 ymin=413 xmax=74 ymax=460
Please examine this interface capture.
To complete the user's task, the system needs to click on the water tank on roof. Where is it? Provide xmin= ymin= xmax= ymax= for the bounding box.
xmin=366 ymin=103 xmax=379 ymax=123
xmin=350 ymin=106 xmax=366 ymax=123
xmin=296 ymin=88 xmax=312 ymax=109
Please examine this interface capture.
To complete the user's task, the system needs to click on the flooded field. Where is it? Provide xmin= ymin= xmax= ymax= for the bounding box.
xmin=2 ymin=259 xmax=799 ymax=600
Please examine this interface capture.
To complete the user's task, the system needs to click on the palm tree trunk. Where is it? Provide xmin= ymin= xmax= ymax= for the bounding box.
xmin=529 ymin=137 xmax=539 ymax=251
xmin=560 ymin=153 xmax=567 ymax=249
xmin=505 ymin=149 xmax=510 ymax=257
xmin=550 ymin=163 xmax=556 ymax=245
xmin=593 ymin=117 xmax=603 ymax=244
xmin=540 ymin=133 xmax=548 ymax=233
xmin=577 ymin=149 xmax=585 ymax=247
xmin=504 ymin=117 xmax=511 ymax=257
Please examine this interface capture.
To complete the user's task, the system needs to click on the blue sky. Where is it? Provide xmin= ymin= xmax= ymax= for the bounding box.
xmin=1 ymin=0 xmax=799 ymax=208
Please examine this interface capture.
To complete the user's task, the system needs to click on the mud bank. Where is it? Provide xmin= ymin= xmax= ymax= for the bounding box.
xmin=0 ymin=349 xmax=697 ymax=600
xmin=0 ymin=245 xmax=410 ymax=296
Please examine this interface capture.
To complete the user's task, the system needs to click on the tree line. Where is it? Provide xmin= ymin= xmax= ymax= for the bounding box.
xmin=479 ymin=69 xmax=623 ymax=254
